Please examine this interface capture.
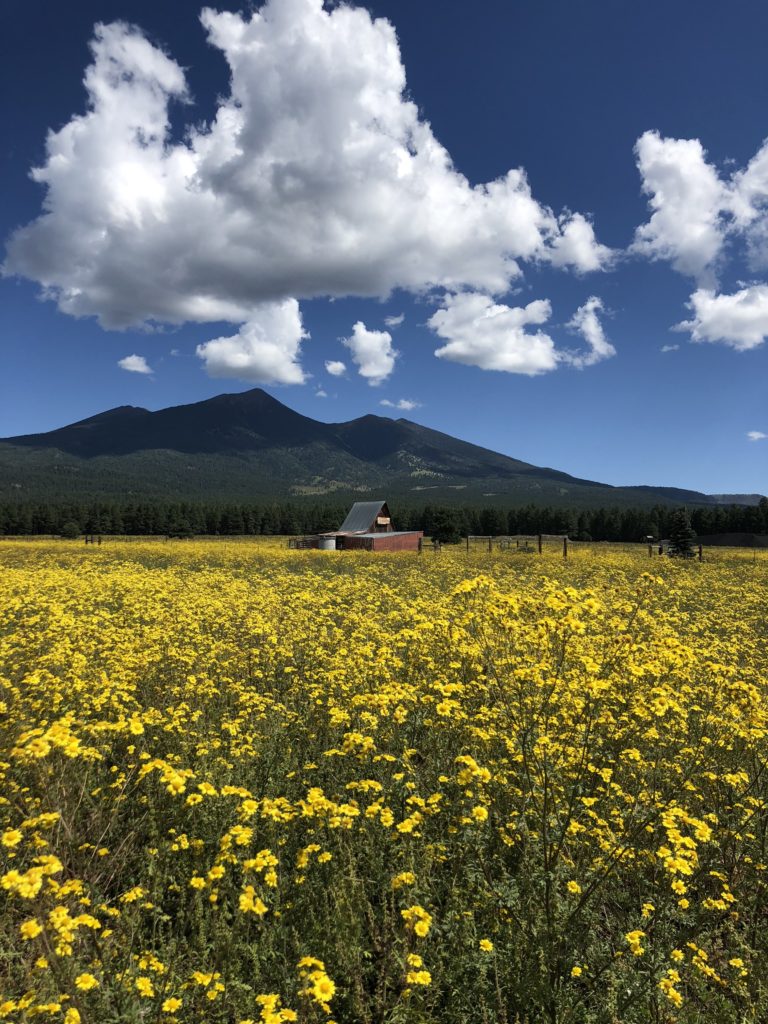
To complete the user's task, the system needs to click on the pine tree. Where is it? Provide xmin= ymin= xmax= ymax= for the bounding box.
xmin=668 ymin=507 xmax=696 ymax=558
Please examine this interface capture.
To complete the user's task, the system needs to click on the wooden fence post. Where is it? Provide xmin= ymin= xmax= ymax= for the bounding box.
xmin=698 ymin=544 xmax=703 ymax=562
xmin=538 ymin=534 xmax=542 ymax=555
xmin=466 ymin=536 xmax=469 ymax=552
xmin=488 ymin=536 xmax=492 ymax=553
xmin=563 ymin=536 xmax=568 ymax=559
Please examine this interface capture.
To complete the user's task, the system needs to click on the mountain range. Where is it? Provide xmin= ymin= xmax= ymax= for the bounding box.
xmin=0 ymin=389 xmax=763 ymax=507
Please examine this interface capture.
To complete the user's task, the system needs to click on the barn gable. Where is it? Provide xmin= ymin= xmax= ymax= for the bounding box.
xmin=337 ymin=501 xmax=391 ymax=534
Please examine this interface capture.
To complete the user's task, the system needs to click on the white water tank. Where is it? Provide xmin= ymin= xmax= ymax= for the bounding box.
xmin=318 ymin=536 xmax=337 ymax=550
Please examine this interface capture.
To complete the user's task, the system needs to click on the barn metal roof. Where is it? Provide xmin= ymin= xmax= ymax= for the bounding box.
xmin=337 ymin=501 xmax=387 ymax=533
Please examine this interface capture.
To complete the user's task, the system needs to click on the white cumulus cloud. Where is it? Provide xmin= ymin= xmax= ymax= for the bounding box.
xmin=428 ymin=292 xmax=559 ymax=375
xmin=3 ymin=0 xmax=611 ymax=387
xmin=549 ymin=213 xmax=614 ymax=273
xmin=747 ymin=430 xmax=767 ymax=441
xmin=118 ymin=354 xmax=153 ymax=374
xmin=632 ymin=131 xmax=728 ymax=282
xmin=196 ymin=299 xmax=307 ymax=383
xmin=380 ymin=398 xmax=420 ymax=411
xmin=563 ymin=296 xmax=616 ymax=368
xmin=342 ymin=322 xmax=397 ymax=385
xmin=384 ymin=313 xmax=405 ymax=328
xmin=660 ymin=343 xmax=680 ymax=353
xmin=429 ymin=293 xmax=616 ymax=375
xmin=633 ymin=130 xmax=768 ymax=351
xmin=675 ymin=286 xmax=768 ymax=350
xmin=324 ymin=359 xmax=346 ymax=377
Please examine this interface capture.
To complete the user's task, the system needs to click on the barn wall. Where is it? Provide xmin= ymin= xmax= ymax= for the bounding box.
xmin=370 ymin=532 xmax=423 ymax=552
xmin=341 ymin=535 xmax=372 ymax=551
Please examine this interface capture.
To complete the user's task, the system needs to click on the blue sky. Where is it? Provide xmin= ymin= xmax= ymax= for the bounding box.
xmin=1 ymin=0 xmax=766 ymax=494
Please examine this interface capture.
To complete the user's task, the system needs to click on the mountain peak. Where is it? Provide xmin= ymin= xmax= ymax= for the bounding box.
xmin=0 ymin=389 xmax=763 ymax=507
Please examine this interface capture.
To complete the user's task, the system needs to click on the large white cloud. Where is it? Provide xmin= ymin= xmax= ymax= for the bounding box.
xmin=3 ymin=0 xmax=611 ymax=385
xmin=634 ymin=130 xmax=768 ymax=278
xmin=633 ymin=130 xmax=768 ymax=351
xmin=429 ymin=293 xmax=559 ymax=375
xmin=342 ymin=322 xmax=397 ymax=385
xmin=429 ymin=292 xmax=616 ymax=375
xmin=196 ymin=299 xmax=307 ymax=383
xmin=632 ymin=131 xmax=728 ymax=281
xmin=675 ymin=286 xmax=768 ymax=350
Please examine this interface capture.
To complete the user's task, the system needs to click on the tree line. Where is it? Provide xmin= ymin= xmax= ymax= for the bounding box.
xmin=1 ymin=498 xmax=766 ymax=541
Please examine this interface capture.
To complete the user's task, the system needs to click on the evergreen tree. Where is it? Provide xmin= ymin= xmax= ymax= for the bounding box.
xmin=668 ymin=507 xmax=696 ymax=558
xmin=431 ymin=507 xmax=462 ymax=544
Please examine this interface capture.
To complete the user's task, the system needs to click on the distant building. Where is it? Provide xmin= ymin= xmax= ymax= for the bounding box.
xmin=294 ymin=500 xmax=423 ymax=552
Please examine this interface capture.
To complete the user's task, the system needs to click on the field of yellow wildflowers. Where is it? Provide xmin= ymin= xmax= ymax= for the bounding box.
xmin=1 ymin=539 xmax=767 ymax=1024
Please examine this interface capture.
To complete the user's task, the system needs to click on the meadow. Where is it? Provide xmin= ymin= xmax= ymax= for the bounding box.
xmin=1 ymin=538 xmax=767 ymax=1024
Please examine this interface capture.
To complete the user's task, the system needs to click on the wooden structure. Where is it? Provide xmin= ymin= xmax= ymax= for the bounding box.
xmin=292 ymin=501 xmax=423 ymax=552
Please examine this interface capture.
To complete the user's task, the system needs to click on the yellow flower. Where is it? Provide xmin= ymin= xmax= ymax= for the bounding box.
xmin=311 ymin=975 xmax=336 ymax=1003
xmin=162 ymin=997 xmax=183 ymax=1012
xmin=566 ymin=881 xmax=582 ymax=895
xmin=406 ymin=970 xmax=431 ymax=986
xmin=239 ymin=885 xmax=268 ymax=915
xmin=479 ymin=939 xmax=494 ymax=952
xmin=402 ymin=905 xmax=432 ymax=938
xmin=74 ymin=973 xmax=99 ymax=991
xmin=135 ymin=977 xmax=155 ymax=998
xmin=571 ymin=966 xmax=583 ymax=978
xmin=20 ymin=919 xmax=43 ymax=940
xmin=625 ymin=930 xmax=646 ymax=956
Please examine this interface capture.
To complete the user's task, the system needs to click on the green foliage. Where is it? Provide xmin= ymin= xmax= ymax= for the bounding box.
xmin=429 ymin=507 xmax=463 ymax=544
xmin=59 ymin=520 xmax=81 ymax=539
xmin=668 ymin=507 xmax=696 ymax=558
xmin=1 ymin=498 xmax=766 ymax=544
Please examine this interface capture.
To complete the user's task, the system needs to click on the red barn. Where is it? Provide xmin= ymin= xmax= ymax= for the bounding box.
xmin=302 ymin=501 xmax=423 ymax=552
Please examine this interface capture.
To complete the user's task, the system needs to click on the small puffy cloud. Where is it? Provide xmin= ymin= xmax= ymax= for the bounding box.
xmin=384 ymin=313 xmax=405 ymax=328
xmin=324 ymin=359 xmax=347 ymax=377
xmin=342 ymin=321 xmax=397 ymax=385
xmin=660 ymin=343 xmax=679 ymax=353
xmin=315 ymin=387 xmax=328 ymax=398
xmin=428 ymin=292 xmax=559 ymax=375
xmin=632 ymin=131 xmax=727 ymax=281
xmin=562 ymin=296 xmax=616 ymax=368
xmin=675 ymin=286 xmax=768 ymax=350
xmin=4 ymin=0 xmax=610 ymax=389
xmin=747 ymin=430 xmax=767 ymax=441
xmin=380 ymin=398 xmax=420 ymax=411
xmin=118 ymin=354 xmax=152 ymax=374
xmin=196 ymin=299 xmax=307 ymax=384
xmin=549 ymin=214 xmax=614 ymax=273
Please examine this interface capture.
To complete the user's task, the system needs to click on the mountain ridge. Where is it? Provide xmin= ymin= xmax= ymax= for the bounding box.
xmin=1 ymin=388 xmax=763 ymax=507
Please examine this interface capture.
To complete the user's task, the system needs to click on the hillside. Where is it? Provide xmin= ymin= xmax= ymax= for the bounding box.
xmin=0 ymin=389 xmax=763 ymax=507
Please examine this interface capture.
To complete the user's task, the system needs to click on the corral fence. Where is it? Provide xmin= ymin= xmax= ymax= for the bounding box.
xmin=465 ymin=534 xmax=705 ymax=560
